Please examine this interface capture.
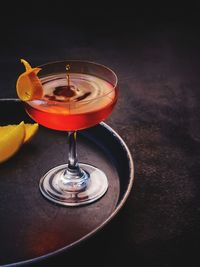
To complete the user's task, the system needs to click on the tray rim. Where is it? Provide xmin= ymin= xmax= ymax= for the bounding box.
xmin=0 ymin=98 xmax=134 ymax=267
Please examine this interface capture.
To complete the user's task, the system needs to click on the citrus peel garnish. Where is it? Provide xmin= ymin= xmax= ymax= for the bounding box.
xmin=0 ymin=122 xmax=39 ymax=163
xmin=16 ymin=59 xmax=43 ymax=101
xmin=24 ymin=123 xmax=39 ymax=143
xmin=0 ymin=121 xmax=25 ymax=163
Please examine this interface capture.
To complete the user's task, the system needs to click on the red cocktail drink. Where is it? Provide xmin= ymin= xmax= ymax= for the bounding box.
xmin=25 ymin=73 xmax=117 ymax=131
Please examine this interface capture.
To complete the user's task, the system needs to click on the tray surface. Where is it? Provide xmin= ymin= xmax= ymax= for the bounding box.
xmin=0 ymin=99 xmax=134 ymax=266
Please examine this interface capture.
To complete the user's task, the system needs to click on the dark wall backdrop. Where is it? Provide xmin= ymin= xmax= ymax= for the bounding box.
xmin=0 ymin=3 xmax=200 ymax=100
xmin=1 ymin=3 xmax=200 ymax=267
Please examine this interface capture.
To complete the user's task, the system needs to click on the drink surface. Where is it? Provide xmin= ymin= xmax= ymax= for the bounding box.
xmin=25 ymin=73 xmax=117 ymax=131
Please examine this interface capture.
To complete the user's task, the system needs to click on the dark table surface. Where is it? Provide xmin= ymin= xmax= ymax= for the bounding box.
xmin=0 ymin=5 xmax=200 ymax=267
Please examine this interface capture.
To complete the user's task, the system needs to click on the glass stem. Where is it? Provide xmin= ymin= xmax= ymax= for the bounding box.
xmin=68 ymin=131 xmax=78 ymax=170
xmin=63 ymin=131 xmax=88 ymax=192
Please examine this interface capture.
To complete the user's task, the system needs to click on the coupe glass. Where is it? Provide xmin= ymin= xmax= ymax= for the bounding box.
xmin=24 ymin=60 xmax=118 ymax=206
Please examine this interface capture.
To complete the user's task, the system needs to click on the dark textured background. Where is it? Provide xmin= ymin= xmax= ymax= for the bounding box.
xmin=0 ymin=4 xmax=200 ymax=267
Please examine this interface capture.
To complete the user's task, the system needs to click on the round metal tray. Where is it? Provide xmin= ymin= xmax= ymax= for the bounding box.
xmin=0 ymin=99 xmax=134 ymax=266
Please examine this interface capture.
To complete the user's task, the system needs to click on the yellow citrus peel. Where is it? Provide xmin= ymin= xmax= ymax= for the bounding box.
xmin=0 ymin=122 xmax=39 ymax=163
xmin=16 ymin=59 xmax=43 ymax=101
xmin=24 ymin=123 xmax=39 ymax=143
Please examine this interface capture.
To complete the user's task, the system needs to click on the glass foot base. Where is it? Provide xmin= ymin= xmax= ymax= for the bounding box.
xmin=39 ymin=163 xmax=108 ymax=206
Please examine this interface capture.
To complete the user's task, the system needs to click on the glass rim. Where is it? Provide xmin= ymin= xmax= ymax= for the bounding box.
xmin=38 ymin=59 xmax=118 ymax=87
xmin=36 ymin=60 xmax=118 ymax=103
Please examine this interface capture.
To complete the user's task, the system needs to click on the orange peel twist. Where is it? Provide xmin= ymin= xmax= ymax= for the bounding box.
xmin=16 ymin=59 xmax=43 ymax=101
